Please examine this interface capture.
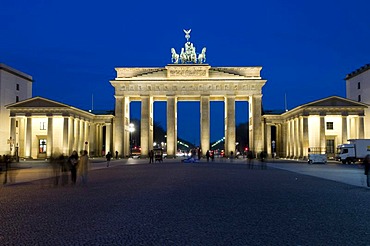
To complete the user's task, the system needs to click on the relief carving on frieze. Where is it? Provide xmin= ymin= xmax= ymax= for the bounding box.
xmin=118 ymin=81 xmax=257 ymax=94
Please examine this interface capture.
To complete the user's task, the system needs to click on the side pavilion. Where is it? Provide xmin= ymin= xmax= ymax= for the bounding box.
xmin=262 ymin=96 xmax=368 ymax=159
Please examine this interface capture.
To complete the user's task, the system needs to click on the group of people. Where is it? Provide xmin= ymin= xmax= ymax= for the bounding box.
xmin=51 ymin=150 xmax=90 ymax=186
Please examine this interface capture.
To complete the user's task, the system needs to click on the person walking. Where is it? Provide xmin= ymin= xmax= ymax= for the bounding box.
xmin=197 ymin=148 xmax=202 ymax=160
xmin=364 ymin=154 xmax=370 ymax=187
xmin=206 ymin=150 xmax=210 ymax=162
xmin=68 ymin=151 xmax=79 ymax=185
xmin=78 ymin=150 xmax=90 ymax=185
xmin=115 ymin=151 xmax=118 ymax=160
xmin=247 ymin=151 xmax=254 ymax=169
xmin=149 ymin=150 xmax=154 ymax=163
xmin=106 ymin=152 xmax=112 ymax=167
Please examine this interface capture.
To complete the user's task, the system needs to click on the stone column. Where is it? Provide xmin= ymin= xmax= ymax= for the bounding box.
xmin=302 ymin=115 xmax=309 ymax=158
xmin=68 ymin=117 xmax=76 ymax=151
xmin=225 ymin=96 xmax=235 ymax=157
xmin=249 ymin=95 xmax=263 ymax=154
xmin=10 ymin=117 xmax=16 ymax=141
xmin=84 ymin=122 xmax=89 ymax=154
xmin=281 ymin=122 xmax=286 ymax=158
xmin=63 ymin=117 xmax=69 ymax=155
xmin=266 ymin=124 xmax=271 ymax=157
xmin=201 ymin=95 xmax=210 ymax=156
xmin=166 ymin=96 xmax=177 ymax=158
xmin=341 ymin=114 xmax=348 ymax=144
xmin=290 ymin=119 xmax=294 ymax=157
xmin=359 ymin=114 xmax=365 ymax=139
xmin=105 ymin=123 xmax=112 ymax=154
xmin=81 ymin=119 xmax=87 ymax=150
xmin=294 ymin=118 xmax=299 ymax=157
xmin=89 ymin=123 xmax=95 ymax=156
xmin=114 ymin=96 xmax=130 ymax=157
xmin=19 ymin=118 xmax=25 ymax=158
xmin=320 ymin=113 xmax=326 ymax=151
xmin=10 ymin=117 xmax=16 ymax=156
xmin=78 ymin=119 xmax=84 ymax=152
xmin=298 ymin=117 xmax=303 ymax=158
xmin=287 ymin=120 xmax=291 ymax=157
xmin=277 ymin=124 xmax=282 ymax=157
xmin=141 ymin=96 xmax=153 ymax=157
xmin=25 ymin=116 xmax=32 ymax=158
xmin=95 ymin=124 xmax=100 ymax=156
xmin=72 ymin=118 xmax=77 ymax=151
xmin=47 ymin=115 xmax=53 ymax=158
xmin=123 ymin=97 xmax=131 ymax=157
xmin=290 ymin=120 xmax=294 ymax=157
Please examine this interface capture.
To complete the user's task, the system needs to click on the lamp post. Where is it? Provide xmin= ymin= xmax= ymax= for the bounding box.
xmin=129 ymin=123 xmax=135 ymax=157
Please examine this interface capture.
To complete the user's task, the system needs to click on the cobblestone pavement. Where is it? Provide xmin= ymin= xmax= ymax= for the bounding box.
xmin=1 ymin=159 xmax=370 ymax=245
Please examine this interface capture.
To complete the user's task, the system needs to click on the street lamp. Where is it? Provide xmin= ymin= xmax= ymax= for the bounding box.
xmin=129 ymin=123 xmax=135 ymax=157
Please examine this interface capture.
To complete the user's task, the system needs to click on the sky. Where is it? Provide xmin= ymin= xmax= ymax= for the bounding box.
xmin=1 ymin=0 xmax=370 ymax=145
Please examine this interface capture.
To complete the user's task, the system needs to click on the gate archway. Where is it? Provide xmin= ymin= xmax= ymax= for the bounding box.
xmin=110 ymin=64 xmax=266 ymax=158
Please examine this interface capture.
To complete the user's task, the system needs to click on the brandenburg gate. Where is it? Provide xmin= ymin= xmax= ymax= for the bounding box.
xmin=110 ymin=30 xmax=266 ymax=157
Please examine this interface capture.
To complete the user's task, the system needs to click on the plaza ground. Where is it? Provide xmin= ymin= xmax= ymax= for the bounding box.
xmin=0 ymin=158 xmax=369 ymax=245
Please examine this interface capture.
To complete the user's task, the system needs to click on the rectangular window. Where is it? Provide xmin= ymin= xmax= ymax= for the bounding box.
xmin=358 ymin=82 xmax=361 ymax=89
xmin=358 ymin=95 xmax=361 ymax=102
xmin=16 ymin=84 xmax=20 ymax=91
xmin=326 ymin=122 xmax=334 ymax=130
xmin=39 ymin=139 xmax=47 ymax=153
xmin=16 ymin=96 xmax=19 ymax=102
xmin=40 ymin=122 xmax=46 ymax=130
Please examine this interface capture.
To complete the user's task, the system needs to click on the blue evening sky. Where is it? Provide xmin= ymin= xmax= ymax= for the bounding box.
xmin=1 ymin=0 xmax=370 ymax=145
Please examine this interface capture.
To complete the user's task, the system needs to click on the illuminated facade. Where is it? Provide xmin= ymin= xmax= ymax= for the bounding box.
xmin=0 ymin=64 xmax=33 ymax=155
xmin=6 ymin=97 xmax=114 ymax=159
xmin=345 ymin=64 xmax=370 ymax=138
xmin=110 ymin=65 xmax=266 ymax=158
xmin=3 ymin=64 xmax=370 ymax=160
xmin=263 ymin=96 xmax=367 ymax=159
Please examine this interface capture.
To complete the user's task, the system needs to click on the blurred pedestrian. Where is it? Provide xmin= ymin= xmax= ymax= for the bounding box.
xmin=247 ymin=151 xmax=254 ymax=169
xmin=206 ymin=150 xmax=210 ymax=162
xmin=78 ymin=150 xmax=90 ymax=185
xmin=106 ymin=152 xmax=112 ymax=167
xmin=68 ymin=151 xmax=79 ymax=184
xmin=115 ymin=150 xmax=118 ymax=159
xmin=3 ymin=154 xmax=11 ymax=184
xmin=149 ymin=150 xmax=154 ymax=163
xmin=363 ymin=154 xmax=370 ymax=187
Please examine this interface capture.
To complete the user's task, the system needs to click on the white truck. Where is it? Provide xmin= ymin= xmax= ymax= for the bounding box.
xmin=336 ymin=139 xmax=370 ymax=164
xmin=308 ymin=147 xmax=327 ymax=164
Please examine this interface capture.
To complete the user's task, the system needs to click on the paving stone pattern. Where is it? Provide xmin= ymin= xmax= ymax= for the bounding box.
xmin=0 ymin=161 xmax=370 ymax=245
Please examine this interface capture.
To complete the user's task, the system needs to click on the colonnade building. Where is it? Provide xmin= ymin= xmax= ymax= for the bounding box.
xmin=2 ymin=31 xmax=370 ymax=159
xmin=6 ymin=63 xmax=367 ymax=160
